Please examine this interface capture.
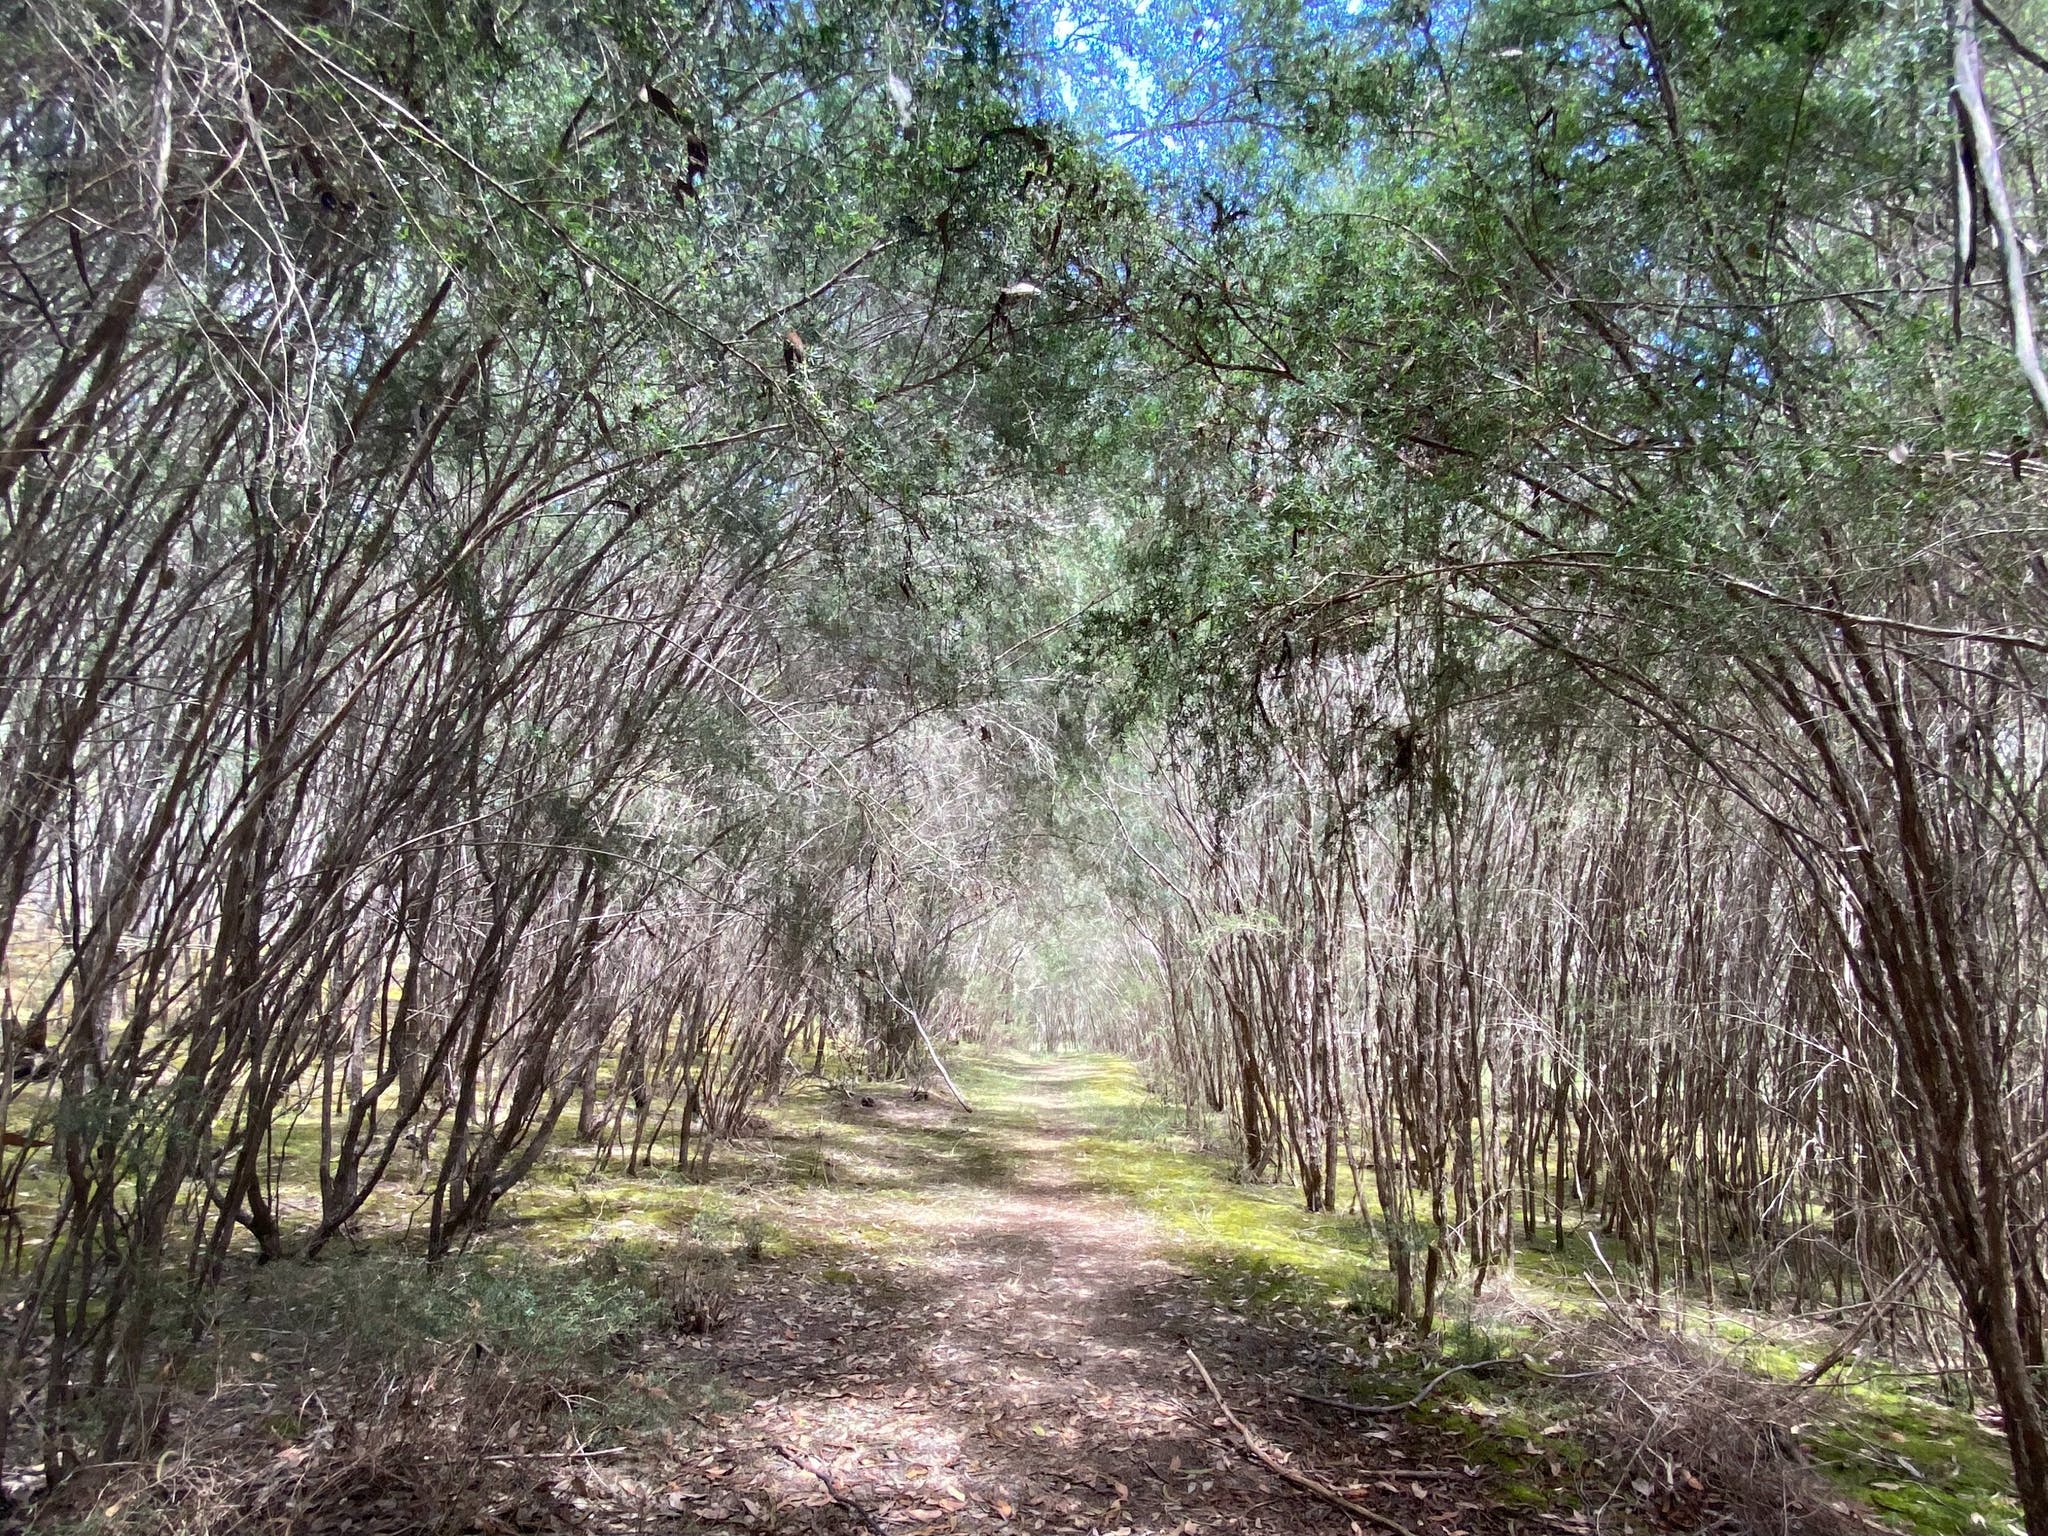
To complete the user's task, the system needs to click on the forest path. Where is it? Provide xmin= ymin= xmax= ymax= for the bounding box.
xmin=611 ymin=1055 xmax=1554 ymax=1536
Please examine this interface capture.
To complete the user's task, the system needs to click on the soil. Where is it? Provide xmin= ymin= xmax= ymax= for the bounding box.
xmin=578 ymin=1059 xmax=1604 ymax=1536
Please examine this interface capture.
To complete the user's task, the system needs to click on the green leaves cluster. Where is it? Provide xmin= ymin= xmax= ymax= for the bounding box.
xmin=1074 ymin=0 xmax=2044 ymax=768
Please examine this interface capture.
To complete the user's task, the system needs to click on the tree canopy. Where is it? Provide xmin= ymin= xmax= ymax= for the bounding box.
xmin=6 ymin=0 xmax=2048 ymax=1526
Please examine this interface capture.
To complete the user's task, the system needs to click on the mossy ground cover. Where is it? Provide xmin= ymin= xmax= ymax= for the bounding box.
xmin=14 ymin=1048 xmax=2025 ymax=1536
xmin=1018 ymin=1051 xmax=2022 ymax=1536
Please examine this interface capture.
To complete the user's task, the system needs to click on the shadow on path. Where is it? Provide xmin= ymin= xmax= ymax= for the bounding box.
xmin=596 ymin=1058 xmax=1568 ymax=1536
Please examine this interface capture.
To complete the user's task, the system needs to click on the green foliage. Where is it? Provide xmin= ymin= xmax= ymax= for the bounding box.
xmin=1052 ymin=1056 xmax=2024 ymax=1536
xmin=226 ymin=1246 xmax=671 ymax=1372
xmin=1074 ymin=0 xmax=2042 ymax=766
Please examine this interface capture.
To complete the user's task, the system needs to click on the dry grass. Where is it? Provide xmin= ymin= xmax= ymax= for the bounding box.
xmin=35 ymin=1364 xmax=577 ymax=1534
xmin=17 ymin=1236 xmax=746 ymax=1534
xmin=1518 ymin=1309 xmax=1890 ymax=1536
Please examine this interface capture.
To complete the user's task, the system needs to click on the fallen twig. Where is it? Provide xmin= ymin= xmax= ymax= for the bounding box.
xmin=479 ymin=1445 xmax=627 ymax=1464
xmin=775 ymin=1442 xmax=890 ymax=1536
xmin=1343 ymin=1465 xmax=1474 ymax=1481
xmin=1186 ymin=1348 xmax=1420 ymax=1536
xmin=1288 ymin=1356 xmax=1520 ymax=1416
xmin=1519 ymin=1362 xmax=1629 ymax=1383
xmin=1798 ymin=1257 xmax=1934 ymax=1389
xmin=880 ymin=983 xmax=973 ymax=1113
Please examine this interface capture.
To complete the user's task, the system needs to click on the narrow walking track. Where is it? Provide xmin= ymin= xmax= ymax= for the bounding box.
xmin=585 ymin=1060 xmax=1585 ymax=1536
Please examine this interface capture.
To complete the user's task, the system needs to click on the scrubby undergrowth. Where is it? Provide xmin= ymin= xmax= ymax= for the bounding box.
xmin=18 ymin=1053 xmax=2019 ymax=1536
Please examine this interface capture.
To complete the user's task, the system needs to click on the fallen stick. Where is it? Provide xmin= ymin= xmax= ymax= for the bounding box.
xmin=774 ymin=1442 xmax=891 ymax=1536
xmin=911 ymin=1012 xmax=973 ymax=1113
xmin=880 ymin=983 xmax=973 ymax=1112
xmin=1798 ymin=1256 xmax=1934 ymax=1389
xmin=1518 ymin=1362 xmax=1628 ymax=1383
xmin=1185 ymin=1348 xmax=1420 ymax=1536
xmin=480 ymin=1445 xmax=627 ymax=1464
xmin=1341 ymin=1466 xmax=1473 ymax=1481
xmin=1287 ymin=1356 xmax=1520 ymax=1416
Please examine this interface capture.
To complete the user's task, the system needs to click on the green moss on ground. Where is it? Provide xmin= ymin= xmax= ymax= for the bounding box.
xmin=1801 ymin=1387 xmax=2020 ymax=1536
xmin=1004 ymin=1051 xmax=2024 ymax=1536
xmin=57 ymin=1046 xmax=2022 ymax=1536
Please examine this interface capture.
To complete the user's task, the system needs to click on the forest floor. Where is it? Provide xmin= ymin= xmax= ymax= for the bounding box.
xmin=609 ymin=1052 xmax=1582 ymax=1536
xmin=41 ymin=1053 xmax=2021 ymax=1536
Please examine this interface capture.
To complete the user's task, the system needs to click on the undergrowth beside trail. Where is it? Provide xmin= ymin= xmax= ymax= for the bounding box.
xmin=1032 ymin=1052 xmax=2022 ymax=1536
xmin=18 ymin=1049 xmax=2021 ymax=1536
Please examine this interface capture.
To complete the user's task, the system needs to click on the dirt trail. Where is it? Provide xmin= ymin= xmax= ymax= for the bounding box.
xmin=600 ymin=1059 xmax=1557 ymax=1536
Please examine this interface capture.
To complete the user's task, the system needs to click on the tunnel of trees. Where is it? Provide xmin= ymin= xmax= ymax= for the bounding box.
xmin=6 ymin=0 xmax=2048 ymax=1526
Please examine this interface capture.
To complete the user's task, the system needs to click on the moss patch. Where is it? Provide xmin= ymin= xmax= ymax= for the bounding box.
xmin=1017 ymin=1051 xmax=2024 ymax=1536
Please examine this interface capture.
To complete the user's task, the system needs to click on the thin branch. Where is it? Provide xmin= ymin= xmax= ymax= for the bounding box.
xmin=1186 ymin=1349 xmax=1421 ymax=1536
